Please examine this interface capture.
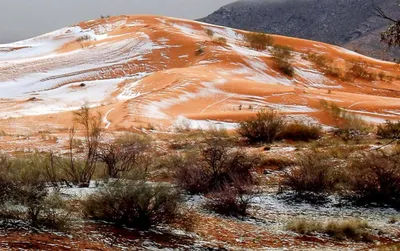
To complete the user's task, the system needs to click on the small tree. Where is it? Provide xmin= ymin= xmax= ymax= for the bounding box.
xmin=238 ymin=109 xmax=285 ymax=143
xmin=48 ymin=105 xmax=103 ymax=187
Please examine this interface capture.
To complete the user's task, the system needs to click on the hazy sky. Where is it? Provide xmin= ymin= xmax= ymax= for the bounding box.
xmin=0 ymin=0 xmax=237 ymax=43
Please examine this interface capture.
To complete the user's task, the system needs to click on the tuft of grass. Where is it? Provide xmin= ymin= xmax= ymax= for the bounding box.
xmin=213 ymin=37 xmax=228 ymax=46
xmin=287 ymin=218 xmax=373 ymax=242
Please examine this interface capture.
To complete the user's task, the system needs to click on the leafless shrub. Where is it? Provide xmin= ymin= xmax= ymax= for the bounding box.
xmin=213 ymin=37 xmax=227 ymax=46
xmin=97 ymin=133 xmax=151 ymax=179
xmin=205 ymin=186 xmax=253 ymax=217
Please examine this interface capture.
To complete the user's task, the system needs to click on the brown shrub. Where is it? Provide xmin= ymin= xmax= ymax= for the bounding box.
xmin=345 ymin=61 xmax=377 ymax=81
xmin=348 ymin=151 xmax=400 ymax=206
xmin=278 ymin=122 xmax=322 ymax=142
xmin=244 ymin=32 xmax=274 ymax=50
xmin=205 ymin=186 xmax=253 ymax=217
xmin=238 ymin=109 xmax=285 ymax=143
xmin=174 ymin=137 xmax=259 ymax=194
xmin=213 ymin=37 xmax=227 ymax=46
xmin=282 ymin=151 xmax=340 ymax=197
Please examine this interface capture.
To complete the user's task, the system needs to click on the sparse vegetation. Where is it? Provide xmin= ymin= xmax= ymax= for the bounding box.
xmin=195 ymin=44 xmax=205 ymax=56
xmin=269 ymin=45 xmax=295 ymax=77
xmin=244 ymin=32 xmax=274 ymax=50
xmin=306 ymin=52 xmax=341 ymax=78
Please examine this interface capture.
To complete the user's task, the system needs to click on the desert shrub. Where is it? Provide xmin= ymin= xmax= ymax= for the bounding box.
xmin=306 ymin=53 xmax=341 ymax=78
xmin=97 ymin=133 xmax=151 ymax=179
xmin=282 ymin=151 xmax=340 ymax=197
xmin=195 ymin=45 xmax=205 ymax=56
xmin=174 ymin=137 xmax=259 ymax=194
xmin=213 ymin=37 xmax=227 ymax=46
xmin=377 ymin=120 xmax=400 ymax=139
xmin=0 ymin=156 xmax=68 ymax=230
xmin=244 ymin=32 xmax=274 ymax=50
xmin=238 ymin=109 xmax=285 ymax=143
xmin=277 ymin=122 xmax=322 ymax=142
xmin=345 ymin=61 xmax=376 ymax=81
xmin=270 ymin=45 xmax=294 ymax=77
xmin=348 ymin=151 xmax=400 ymax=206
xmin=287 ymin=218 xmax=372 ymax=242
xmin=205 ymin=186 xmax=252 ymax=217
xmin=205 ymin=28 xmax=215 ymax=38
xmin=82 ymin=181 xmax=182 ymax=230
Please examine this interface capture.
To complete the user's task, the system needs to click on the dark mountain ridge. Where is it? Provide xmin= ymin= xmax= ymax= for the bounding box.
xmin=200 ymin=0 xmax=399 ymax=61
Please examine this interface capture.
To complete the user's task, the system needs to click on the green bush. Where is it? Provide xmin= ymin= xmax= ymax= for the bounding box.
xmin=82 ymin=181 xmax=182 ymax=230
xmin=238 ymin=109 xmax=285 ymax=143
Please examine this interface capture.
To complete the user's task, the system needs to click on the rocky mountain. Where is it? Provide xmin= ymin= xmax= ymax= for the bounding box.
xmin=200 ymin=0 xmax=400 ymax=61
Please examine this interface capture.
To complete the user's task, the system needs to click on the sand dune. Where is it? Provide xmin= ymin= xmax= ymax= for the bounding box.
xmin=0 ymin=15 xmax=399 ymax=132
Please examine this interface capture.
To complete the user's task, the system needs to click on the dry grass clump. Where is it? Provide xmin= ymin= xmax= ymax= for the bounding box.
xmin=238 ymin=109 xmax=285 ymax=143
xmin=270 ymin=45 xmax=295 ymax=77
xmin=260 ymin=156 xmax=295 ymax=170
xmin=277 ymin=122 xmax=322 ymax=142
xmin=287 ymin=218 xmax=373 ymax=242
xmin=244 ymin=32 xmax=274 ymax=50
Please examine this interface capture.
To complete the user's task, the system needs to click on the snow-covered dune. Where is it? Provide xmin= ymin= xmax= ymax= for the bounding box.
xmin=0 ymin=15 xmax=399 ymax=131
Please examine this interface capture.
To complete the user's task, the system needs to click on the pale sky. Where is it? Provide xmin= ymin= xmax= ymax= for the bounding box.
xmin=0 ymin=0 xmax=237 ymax=43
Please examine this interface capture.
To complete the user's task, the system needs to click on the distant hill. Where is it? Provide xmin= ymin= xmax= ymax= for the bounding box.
xmin=199 ymin=0 xmax=400 ymax=61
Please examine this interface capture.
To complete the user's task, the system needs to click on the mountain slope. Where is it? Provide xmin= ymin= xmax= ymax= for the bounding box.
xmin=200 ymin=0 xmax=400 ymax=61
xmin=0 ymin=15 xmax=399 ymax=133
